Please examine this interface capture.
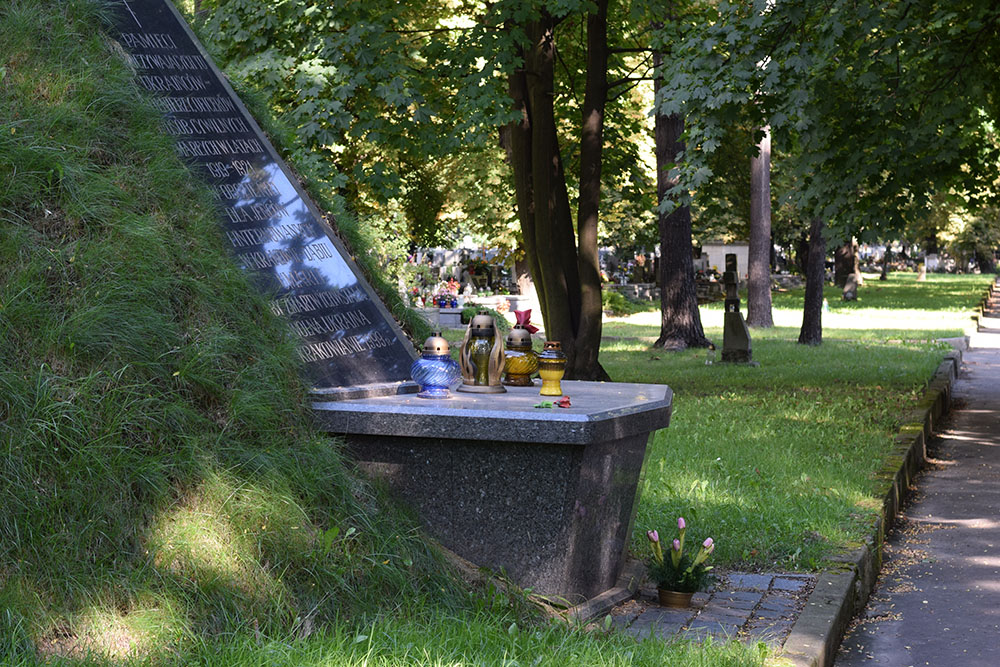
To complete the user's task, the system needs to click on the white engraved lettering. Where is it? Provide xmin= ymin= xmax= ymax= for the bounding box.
xmin=288 ymin=310 xmax=372 ymax=338
xmin=120 ymin=32 xmax=178 ymax=50
xmin=296 ymin=331 xmax=395 ymax=362
xmin=269 ymin=286 xmax=368 ymax=316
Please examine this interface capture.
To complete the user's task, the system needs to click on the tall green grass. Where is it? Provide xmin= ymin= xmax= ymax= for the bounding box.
xmin=0 ymin=0 xmax=464 ymax=657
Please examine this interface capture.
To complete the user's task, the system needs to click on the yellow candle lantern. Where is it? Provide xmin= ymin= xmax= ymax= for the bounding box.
xmin=537 ymin=340 xmax=567 ymax=396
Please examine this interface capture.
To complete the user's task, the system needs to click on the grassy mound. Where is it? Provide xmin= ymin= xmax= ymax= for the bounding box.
xmin=0 ymin=0 xmax=467 ymax=659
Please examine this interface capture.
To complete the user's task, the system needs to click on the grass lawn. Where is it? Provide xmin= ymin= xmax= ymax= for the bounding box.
xmin=600 ymin=272 xmax=993 ymax=570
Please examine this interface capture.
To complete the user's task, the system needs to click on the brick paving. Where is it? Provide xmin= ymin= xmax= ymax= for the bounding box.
xmin=610 ymin=572 xmax=816 ymax=646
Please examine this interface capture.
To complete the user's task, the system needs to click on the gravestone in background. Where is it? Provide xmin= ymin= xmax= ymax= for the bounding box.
xmin=110 ymin=0 xmax=416 ymax=394
xmin=722 ymin=253 xmax=753 ymax=363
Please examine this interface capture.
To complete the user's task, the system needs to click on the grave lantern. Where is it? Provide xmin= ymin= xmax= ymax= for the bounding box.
xmin=503 ymin=325 xmax=538 ymax=386
xmin=410 ymin=332 xmax=462 ymax=399
xmin=537 ymin=341 xmax=567 ymax=396
xmin=458 ymin=311 xmax=506 ymax=393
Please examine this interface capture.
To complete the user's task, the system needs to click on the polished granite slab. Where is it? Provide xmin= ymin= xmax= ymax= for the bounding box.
xmin=312 ymin=380 xmax=672 ymax=445
xmin=110 ymin=0 xmax=416 ymax=390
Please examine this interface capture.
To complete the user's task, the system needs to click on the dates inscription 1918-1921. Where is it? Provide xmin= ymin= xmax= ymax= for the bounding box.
xmin=110 ymin=0 xmax=416 ymax=391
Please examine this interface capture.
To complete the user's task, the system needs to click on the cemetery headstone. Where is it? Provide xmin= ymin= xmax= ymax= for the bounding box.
xmin=722 ymin=253 xmax=753 ymax=363
xmin=842 ymin=273 xmax=858 ymax=301
xmin=110 ymin=0 xmax=416 ymax=394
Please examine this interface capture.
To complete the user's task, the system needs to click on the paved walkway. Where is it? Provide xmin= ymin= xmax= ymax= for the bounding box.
xmin=610 ymin=571 xmax=815 ymax=646
xmin=836 ymin=284 xmax=1000 ymax=665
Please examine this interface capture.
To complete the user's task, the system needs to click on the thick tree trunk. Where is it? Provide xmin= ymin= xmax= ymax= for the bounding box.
xmin=514 ymin=254 xmax=536 ymax=298
xmin=501 ymin=10 xmax=609 ymax=380
xmin=798 ymin=217 xmax=826 ymax=345
xmin=653 ymin=57 xmax=711 ymax=350
xmin=747 ymin=125 xmax=773 ymax=327
xmin=573 ymin=0 xmax=611 ymax=380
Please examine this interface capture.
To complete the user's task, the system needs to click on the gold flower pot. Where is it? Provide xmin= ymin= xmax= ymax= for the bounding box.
xmin=657 ymin=589 xmax=694 ymax=608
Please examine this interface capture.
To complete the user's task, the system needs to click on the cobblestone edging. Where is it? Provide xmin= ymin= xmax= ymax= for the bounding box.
xmin=779 ymin=348 xmax=962 ymax=667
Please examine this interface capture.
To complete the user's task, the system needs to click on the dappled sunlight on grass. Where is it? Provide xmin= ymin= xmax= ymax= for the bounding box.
xmin=603 ymin=273 xmax=992 ymax=341
xmin=115 ymin=614 xmax=769 ymax=666
xmin=147 ymin=472 xmax=309 ymax=605
xmin=66 ymin=601 xmax=188 ymax=661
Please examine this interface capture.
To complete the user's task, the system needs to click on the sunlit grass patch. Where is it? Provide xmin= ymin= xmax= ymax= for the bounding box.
xmin=600 ymin=275 xmax=984 ymax=571
xmin=35 ymin=614 xmax=770 ymax=667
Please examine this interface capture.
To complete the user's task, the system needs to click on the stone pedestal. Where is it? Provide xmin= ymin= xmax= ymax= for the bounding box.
xmin=313 ymin=381 xmax=672 ymax=604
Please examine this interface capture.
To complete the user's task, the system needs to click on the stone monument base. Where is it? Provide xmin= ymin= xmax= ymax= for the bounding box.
xmin=313 ymin=381 xmax=672 ymax=604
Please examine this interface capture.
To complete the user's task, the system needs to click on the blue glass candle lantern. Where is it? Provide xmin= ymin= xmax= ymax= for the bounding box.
xmin=410 ymin=332 xmax=462 ymax=399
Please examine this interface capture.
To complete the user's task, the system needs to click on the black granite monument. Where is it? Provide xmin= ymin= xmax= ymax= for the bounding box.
xmin=111 ymin=0 xmax=416 ymax=395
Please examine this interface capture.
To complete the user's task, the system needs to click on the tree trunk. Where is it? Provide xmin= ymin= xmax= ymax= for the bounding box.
xmin=975 ymin=246 xmax=997 ymax=273
xmin=925 ymin=234 xmax=939 ymax=255
xmin=500 ymin=10 xmax=609 ymax=380
xmin=514 ymin=253 xmax=536 ymax=298
xmin=834 ymin=238 xmax=862 ymax=297
xmin=798 ymin=217 xmax=826 ymax=345
xmin=653 ymin=54 xmax=711 ymax=350
xmin=747 ymin=125 xmax=773 ymax=327
xmin=833 ymin=241 xmax=853 ymax=287
xmin=796 ymin=231 xmax=809 ymax=275
xmin=573 ymin=0 xmax=610 ymax=380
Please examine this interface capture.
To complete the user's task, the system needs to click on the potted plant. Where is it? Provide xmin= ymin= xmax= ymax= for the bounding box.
xmin=646 ymin=517 xmax=715 ymax=607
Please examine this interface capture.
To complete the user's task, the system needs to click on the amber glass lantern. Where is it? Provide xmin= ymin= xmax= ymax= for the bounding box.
xmin=537 ymin=340 xmax=567 ymax=396
xmin=503 ymin=325 xmax=538 ymax=386
xmin=458 ymin=311 xmax=506 ymax=394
